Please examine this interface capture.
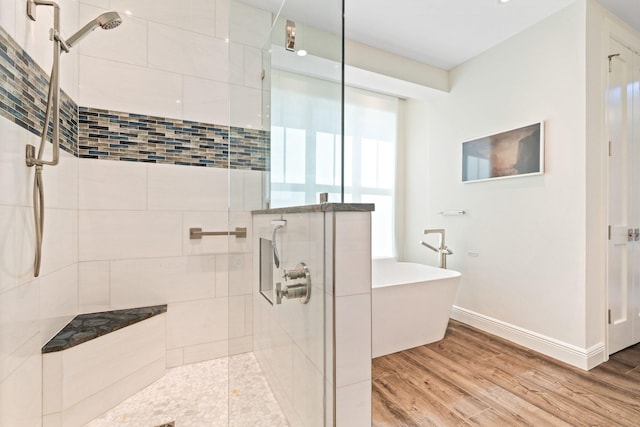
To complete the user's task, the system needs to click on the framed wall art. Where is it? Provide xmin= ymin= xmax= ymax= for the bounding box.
xmin=462 ymin=122 xmax=544 ymax=183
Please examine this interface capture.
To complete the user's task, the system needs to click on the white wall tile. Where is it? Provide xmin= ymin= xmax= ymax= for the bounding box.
xmin=268 ymin=318 xmax=294 ymax=402
xmin=13 ymin=207 xmax=36 ymax=286
xmin=79 ymin=210 xmax=182 ymax=261
xmin=168 ymin=255 xmax=217 ymax=302
xmin=39 ymin=264 xmax=78 ymax=345
xmin=40 ymin=148 xmax=78 ymax=210
xmin=110 ymin=255 xmax=216 ymax=309
xmin=183 ymin=76 xmax=230 ymax=125
xmin=215 ymin=0 xmax=229 ymax=40
xmin=215 ymin=253 xmax=229 ymax=298
xmin=79 ymin=156 xmax=147 ymax=211
xmin=244 ymin=46 xmax=263 ymax=89
xmin=166 ymin=347 xmax=184 ymax=368
xmin=80 ymin=0 xmax=109 ymax=8
xmin=78 ymin=261 xmax=110 ymax=314
xmin=228 ymin=335 xmax=252 ymax=355
xmin=183 ymin=340 xmax=228 ymax=364
xmin=308 ymin=213 xmax=325 ymax=272
xmin=244 ymin=294 xmax=253 ymax=336
xmin=148 ymin=163 xmax=228 ymax=211
xmin=228 ymin=1 xmax=272 ymax=49
xmin=0 ymin=117 xmax=32 ymax=206
xmin=229 ymin=170 xmax=265 ymax=212
xmin=228 ymin=295 xmax=246 ymax=338
xmin=229 ymin=169 xmax=245 ymax=211
xmin=43 ymin=412 xmax=62 ymax=427
xmin=0 ymin=206 xmax=16 ymax=294
xmin=229 ymin=84 xmax=263 ymax=129
xmin=148 ymin=22 xmax=228 ymax=81
xmin=335 ymin=212 xmax=371 ymax=296
xmin=78 ymin=4 xmax=147 ymax=67
xmin=111 ymin=0 xmax=216 ymax=37
xmin=229 ymin=42 xmax=245 ymax=86
xmin=166 ymin=298 xmax=228 ymax=349
xmin=0 ymin=281 xmax=39 ymax=381
xmin=42 ymin=352 xmax=63 ymax=414
xmin=228 ymin=252 xmax=252 ymax=296
xmin=79 ymin=55 xmax=183 ymax=119
xmin=244 ymin=170 xmax=266 ymax=211
xmin=336 ymin=380 xmax=372 ymax=427
xmin=109 ymin=258 xmax=165 ymax=309
xmin=0 ymin=351 xmax=42 ymax=427
xmin=0 ymin=0 xmax=16 ymax=39
xmin=39 ymin=208 xmax=78 ymax=277
xmin=335 ymin=294 xmax=371 ymax=388
xmin=11 ymin=0 xmax=78 ymax=100
xmin=62 ymin=314 xmax=166 ymax=408
xmin=293 ymin=346 xmax=324 ymax=427
xmin=14 ymin=1 xmax=55 ymax=73
xmin=57 ymin=0 xmax=80 ymax=101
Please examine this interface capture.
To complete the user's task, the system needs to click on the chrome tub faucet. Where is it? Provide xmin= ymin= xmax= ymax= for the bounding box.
xmin=420 ymin=229 xmax=453 ymax=269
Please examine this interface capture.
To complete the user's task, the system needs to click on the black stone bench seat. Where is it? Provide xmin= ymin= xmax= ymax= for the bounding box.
xmin=42 ymin=305 xmax=167 ymax=354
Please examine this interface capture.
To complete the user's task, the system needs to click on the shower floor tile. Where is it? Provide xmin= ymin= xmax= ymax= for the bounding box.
xmin=86 ymin=353 xmax=288 ymax=427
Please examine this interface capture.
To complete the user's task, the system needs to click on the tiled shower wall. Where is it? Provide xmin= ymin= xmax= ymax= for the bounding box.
xmin=74 ymin=0 xmax=272 ymax=366
xmin=0 ymin=1 xmax=80 ymax=425
xmin=1 ymin=0 xmax=271 ymax=425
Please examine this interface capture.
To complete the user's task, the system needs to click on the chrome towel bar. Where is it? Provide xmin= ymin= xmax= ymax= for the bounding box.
xmin=189 ymin=227 xmax=247 ymax=239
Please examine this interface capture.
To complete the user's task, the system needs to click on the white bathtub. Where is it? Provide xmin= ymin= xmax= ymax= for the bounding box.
xmin=372 ymin=258 xmax=461 ymax=358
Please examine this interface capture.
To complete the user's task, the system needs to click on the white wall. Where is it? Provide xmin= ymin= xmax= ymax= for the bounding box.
xmin=403 ymin=1 xmax=598 ymax=366
xmin=0 ymin=1 xmax=79 ymax=425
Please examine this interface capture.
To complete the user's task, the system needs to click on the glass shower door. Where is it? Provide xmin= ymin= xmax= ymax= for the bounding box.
xmin=228 ymin=0 xmax=343 ymax=425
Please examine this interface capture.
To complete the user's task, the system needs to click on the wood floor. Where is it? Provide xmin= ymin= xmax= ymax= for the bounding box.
xmin=372 ymin=320 xmax=640 ymax=426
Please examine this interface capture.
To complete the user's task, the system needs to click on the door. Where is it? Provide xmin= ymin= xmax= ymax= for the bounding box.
xmin=607 ymin=38 xmax=640 ymax=354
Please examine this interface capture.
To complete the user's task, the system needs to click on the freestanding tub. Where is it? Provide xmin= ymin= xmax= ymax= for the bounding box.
xmin=372 ymin=258 xmax=461 ymax=358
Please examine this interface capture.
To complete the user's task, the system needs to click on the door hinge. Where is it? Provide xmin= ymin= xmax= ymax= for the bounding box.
xmin=609 ymin=140 xmax=612 ymax=156
xmin=608 ymin=53 xmax=620 ymax=72
xmin=608 ymin=309 xmax=612 ymax=325
xmin=608 ymin=225 xmax=612 ymax=240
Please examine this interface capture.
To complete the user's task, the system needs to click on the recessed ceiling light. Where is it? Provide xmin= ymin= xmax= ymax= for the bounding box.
xmin=498 ymin=0 xmax=511 ymax=3
xmin=296 ymin=49 xmax=307 ymax=57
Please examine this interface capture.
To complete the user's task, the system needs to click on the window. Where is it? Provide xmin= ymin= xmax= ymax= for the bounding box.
xmin=271 ymin=69 xmax=398 ymax=258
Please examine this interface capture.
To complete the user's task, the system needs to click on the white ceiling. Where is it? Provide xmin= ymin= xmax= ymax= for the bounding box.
xmin=240 ymin=0 xmax=640 ymax=70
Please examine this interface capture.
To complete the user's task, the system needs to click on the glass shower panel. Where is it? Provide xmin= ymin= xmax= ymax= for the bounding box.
xmin=229 ymin=0 xmax=342 ymax=425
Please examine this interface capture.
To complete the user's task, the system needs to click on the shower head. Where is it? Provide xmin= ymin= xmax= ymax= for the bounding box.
xmin=65 ymin=11 xmax=122 ymax=48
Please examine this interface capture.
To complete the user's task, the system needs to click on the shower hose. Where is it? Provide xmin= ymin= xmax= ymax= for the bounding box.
xmin=31 ymin=60 xmax=58 ymax=277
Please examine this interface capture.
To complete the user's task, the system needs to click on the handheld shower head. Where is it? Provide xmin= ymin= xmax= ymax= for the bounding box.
xmin=65 ymin=11 xmax=122 ymax=48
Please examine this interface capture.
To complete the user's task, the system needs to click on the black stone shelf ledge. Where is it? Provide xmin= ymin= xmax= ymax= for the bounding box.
xmin=42 ymin=305 xmax=167 ymax=354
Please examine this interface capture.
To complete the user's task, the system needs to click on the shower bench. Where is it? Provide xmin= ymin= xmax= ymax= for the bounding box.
xmin=41 ymin=305 xmax=167 ymax=427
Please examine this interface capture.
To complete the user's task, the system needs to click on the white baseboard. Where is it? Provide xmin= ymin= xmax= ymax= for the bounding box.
xmin=451 ymin=306 xmax=606 ymax=370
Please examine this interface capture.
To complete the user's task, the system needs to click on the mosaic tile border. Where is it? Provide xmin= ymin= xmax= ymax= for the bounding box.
xmin=79 ymin=107 xmax=270 ymax=171
xmin=0 ymin=25 xmax=77 ymax=155
xmin=1 ymin=25 xmax=269 ymax=171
